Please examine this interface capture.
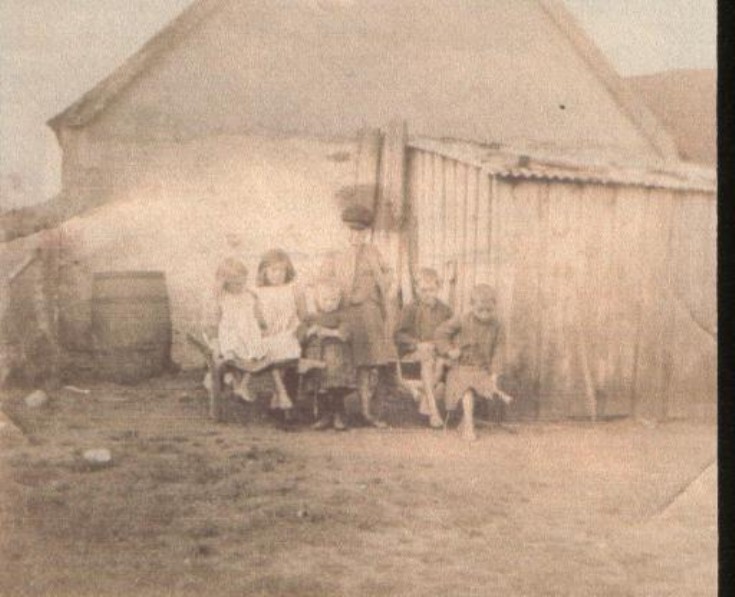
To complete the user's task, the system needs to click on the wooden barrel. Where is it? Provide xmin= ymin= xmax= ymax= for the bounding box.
xmin=91 ymin=271 xmax=172 ymax=384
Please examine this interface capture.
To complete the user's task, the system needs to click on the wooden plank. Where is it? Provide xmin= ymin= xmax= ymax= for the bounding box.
xmin=539 ymin=182 xmax=582 ymax=419
xmin=591 ymin=186 xmax=630 ymax=417
xmin=469 ymin=167 xmax=480 ymax=294
xmin=430 ymin=153 xmax=442 ymax=273
xmin=443 ymin=158 xmax=456 ymax=298
xmin=610 ymin=186 xmax=647 ymax=415
xmin=439 ymin=159 xmax=454 ymax=265
xmin=456 ymin=162 xmax=469 ymax=309
xmin=561 ymin=183 xmax=588 ymax=419
xmin=633 ymin=188 xmax=675 ymax=421
xmin=380 ymin=120 xmax=408 ymax=228
xmin=440 ymin=158 xmax=456 ymax=307
xmin=422 ymin=150 xmax=436 ymax=273
xmin=462 ymin=165 xmax=478 ymax=309
xmin=574 ymin=184 xmax=618 ymax=419
xmin=488 ymin=176 xmax=499 ymax=288
xmin=370 ymin=123 xmax=409 ymax=327
xmin=538 ymin=181 xmax=562 ymax=420
xmin=413 ymin=150 xmax=426 ymax=274
xmin=664 ymin=190 xmax=716 ymax=421
xmin=353 ymin=128 xmax=383 ymax=216
xmin=476 ymin=172 xmax=492 ymax=285
xmin=534 ymin=183 xmax=551 ymax=421
xmin=503 ymin=181 xmax=543 ymax=420
xmin=406 ymin=149 xmax=423 ymax=300
xmin=493 ymin=180 xmax=520 ymax=386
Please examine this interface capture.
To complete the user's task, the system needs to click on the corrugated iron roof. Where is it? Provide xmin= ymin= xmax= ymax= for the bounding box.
xmin=409 ymin=138 xmax=716 ymax=194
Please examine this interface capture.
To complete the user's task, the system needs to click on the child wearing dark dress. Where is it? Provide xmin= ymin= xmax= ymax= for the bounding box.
xmin=320 ymin=204 xmax=396 ymax=428
xmin=435 ymin=284 xmax=510 ymax=441
xmin=395 ymin=267 xmax=453 ymax=428
xmin=298 ymin=278 xmax=355 ymax=431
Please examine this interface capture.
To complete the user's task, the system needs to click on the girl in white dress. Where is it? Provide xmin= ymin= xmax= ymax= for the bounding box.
xmin=256 ymin=249 xmax=306 ymax=412
xmin=207 ymin=258 xmax=269 ymax=402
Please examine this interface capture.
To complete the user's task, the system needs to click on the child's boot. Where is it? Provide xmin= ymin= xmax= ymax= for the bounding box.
xmin=311 ymin=393 xmax=332 ymax=430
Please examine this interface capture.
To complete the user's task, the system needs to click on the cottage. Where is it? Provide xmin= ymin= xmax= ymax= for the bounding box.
xmin=0 ymin=0 xmax=715 ymax=421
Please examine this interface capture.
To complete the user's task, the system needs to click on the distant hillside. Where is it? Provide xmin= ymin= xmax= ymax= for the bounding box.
xmin=627 ymin=69 xmax=716 ymax=165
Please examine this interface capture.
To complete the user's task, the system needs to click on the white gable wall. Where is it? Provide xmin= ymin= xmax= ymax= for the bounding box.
xmin=49 ymin=133 xmax=356 ymax=369
xmin=83 ymin=0 xmax=660 ymax=164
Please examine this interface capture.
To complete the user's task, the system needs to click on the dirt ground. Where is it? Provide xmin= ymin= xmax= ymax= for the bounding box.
xmin=0 ymin=372 xmax=717 ymax=597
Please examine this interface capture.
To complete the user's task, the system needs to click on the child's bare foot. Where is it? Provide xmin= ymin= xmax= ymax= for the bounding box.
xmin=311 ymin=414 xmax=332 ymax=430
xmin=429 ymin=414 xmax=443 ymax=429
xmin=234 ymin=379 xmax=254 ymax=403
xmin=360 ymin=412 xmax=387 ymax=429
xmin=333 ymin=413 xmax=347 ymax=431
xmin=458 ymin=420 xmax=477 ymax=442
xmin=460 ymin=427 xmax=477 ymax=442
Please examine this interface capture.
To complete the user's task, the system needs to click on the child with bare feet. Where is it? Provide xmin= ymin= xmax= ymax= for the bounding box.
xmin=206 ymin=258 xmax=270 ymax=402
xmin=435 ymin=284 xmax=509 ymax=441
xmin=256 ymin=249 xmax=305 ymax=418
xmin=394 ymin=268 xmax=453 ymax=428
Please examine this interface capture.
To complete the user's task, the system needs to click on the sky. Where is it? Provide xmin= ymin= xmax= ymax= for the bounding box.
xmin=0 ymin=0 xmax=717 ymax=210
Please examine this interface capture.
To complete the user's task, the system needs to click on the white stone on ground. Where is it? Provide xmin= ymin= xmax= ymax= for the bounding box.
xmin=83 ymin=448 xmax=112 ymax=465
xmin=24 ymin=390 xmax=49 ymax=408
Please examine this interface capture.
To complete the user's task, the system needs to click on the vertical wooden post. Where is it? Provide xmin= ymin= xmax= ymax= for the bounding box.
xmin=373 ymin=120 xmax=408 ymax=334
xmin=353 ymin=127 xmax=383 ymax=217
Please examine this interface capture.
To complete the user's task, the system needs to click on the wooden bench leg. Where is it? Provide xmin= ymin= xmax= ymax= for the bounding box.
xmin=209 ymin=358 xmax=227 ymax=423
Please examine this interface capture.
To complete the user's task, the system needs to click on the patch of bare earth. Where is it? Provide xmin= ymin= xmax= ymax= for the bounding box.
xmin=0 ymin=374 xmax=716 ymax=596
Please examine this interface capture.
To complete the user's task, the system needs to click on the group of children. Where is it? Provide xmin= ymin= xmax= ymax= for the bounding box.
xmin=205 ymin=204 xmax=508 ymax=441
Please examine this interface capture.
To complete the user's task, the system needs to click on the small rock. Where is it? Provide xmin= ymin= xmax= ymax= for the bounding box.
xmin=24 ymin=390 xmax=49 ymax=409
xmin=83 ymin=448 xmax=112 ymax=465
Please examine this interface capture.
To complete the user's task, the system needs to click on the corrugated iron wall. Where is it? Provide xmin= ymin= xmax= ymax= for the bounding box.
xmin=406 ymin=146 xmax=716 ymax=422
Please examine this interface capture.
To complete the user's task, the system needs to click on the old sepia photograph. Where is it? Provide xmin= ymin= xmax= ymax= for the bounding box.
xmin=0 ymin=1 xmax=716 ymax=595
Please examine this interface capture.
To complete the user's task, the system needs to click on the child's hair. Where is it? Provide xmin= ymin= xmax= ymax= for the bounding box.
xmin=215 ymin=258 xmax=248 ymax=297
xmin=470 ymin=284 xmax=497 ymax=304
xmin=257 ymin=248 xmax=296 ymax=287
xmin=416 ymin=267 xmax=441 ymax=288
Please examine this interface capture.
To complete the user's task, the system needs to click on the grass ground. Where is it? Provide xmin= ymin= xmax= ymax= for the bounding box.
xmin=0 ymin=372 xmax=717 ymax=596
